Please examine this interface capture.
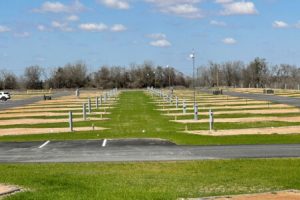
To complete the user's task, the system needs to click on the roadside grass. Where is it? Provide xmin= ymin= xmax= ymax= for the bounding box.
xmin=0 ymin=159 xmax=300 ymax=200
xmin=1 ymin=91 xmax=300 ymax=145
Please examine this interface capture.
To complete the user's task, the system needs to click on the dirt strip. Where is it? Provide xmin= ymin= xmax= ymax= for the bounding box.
xmin=173 ymin=116 xmax=300 ymax=124
xmin=0 ymin=117 xmax=109 ymax=126
xmin=157 ymin=104 xmax=291 ymax=111
xmin=0 ymin=107 xmax=113 ymax=114
xmin=0 ymin=127 xmax=107 ymax=136
xmin=163 ymin=108 xmax=300 ymax=116
xmin=185 ymin=126 xmax=300 ymax=136
xmin=0 ymin=184 xmax=21 ymax=197
xmin=0 ymin=112 xmax=110 ymax=118
xmin=182 ymin=190 xmax=300 ymax=200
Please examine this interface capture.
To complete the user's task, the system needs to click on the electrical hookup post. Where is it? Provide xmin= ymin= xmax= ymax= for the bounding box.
xmin=209 ymin=109 xmax=214 ymax=132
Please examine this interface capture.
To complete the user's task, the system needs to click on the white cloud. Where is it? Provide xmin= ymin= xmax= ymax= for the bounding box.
xmin=67 ymin=15 xmax=79 ymax=21
xmin=273 ymin=20 xmax=289 ymax=29
xmin=97 ymin=0 xmax=130 ymax=10
xmin=220 ymin=1 xmax=258 ymax=15
xmin=145 ymin=0 xmax=203 ymax=19
xmin=33 ymin=0 xmax=85 ymax=13
xmin=79 ymin=23 xmax=108 ymax=32
xmin=210 ymin=20 xmax=227 ymax=27
xmin=14 ymin=32 xmax=30 ymax=38
xmin=37 ymin=25 xmax=46 ymax=31
xmin=148 ymin=33 xmax=171 ymax=47
xmin=52 ymin=21 xmax=73 ymax=32
xmin=222 ymin=37 xmax=237 ymax=45
xmin=111 ymin=24 xmax=127 ymax=32
xmin=0 ymin=25 xmax=11 ymax=33
xmin=150 ymin=39 xmax=171 ymax=47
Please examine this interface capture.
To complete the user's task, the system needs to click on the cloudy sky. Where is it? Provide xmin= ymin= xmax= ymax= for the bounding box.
xmin=0 ymin=0 xmax=299 ymax=75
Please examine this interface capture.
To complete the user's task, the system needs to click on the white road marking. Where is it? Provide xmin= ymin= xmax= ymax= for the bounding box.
xmin=39 ymin=140 xmax=50 ymax=149
xmin=102 ymin=139 xmax=107 ymax=147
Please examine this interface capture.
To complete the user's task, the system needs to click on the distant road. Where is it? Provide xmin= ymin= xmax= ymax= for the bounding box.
xmin=201 ymin=89 xmax=300 ymax=108
xmin=0 ymin=91 xmax=73 ymax=111
xmin=0 ymin=139 xmax=299 ymax=163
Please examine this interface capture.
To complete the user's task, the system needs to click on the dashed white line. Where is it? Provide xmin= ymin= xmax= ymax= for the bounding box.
xmin=39 ymin=140 xmax=50 ymax=149
xmin=102 ymin=139 xmax=107 ymax=147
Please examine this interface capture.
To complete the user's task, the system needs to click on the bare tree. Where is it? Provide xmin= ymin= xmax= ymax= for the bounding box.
xmin=0 ymin=70 xmax=18 ymax=90
xmin=24 ymin=66 xmax=43 ymax=89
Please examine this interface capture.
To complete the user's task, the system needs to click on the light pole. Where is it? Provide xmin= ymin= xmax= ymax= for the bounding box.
xmin=154 ymin=71 xmax=156 ymax=88
xmin=146 ymin=73 xmax=150 ymax=87
xmin=167 ymin=65 xmax=171 ymax=91
xmin=190 ymin=51 xmax=198 ymax=120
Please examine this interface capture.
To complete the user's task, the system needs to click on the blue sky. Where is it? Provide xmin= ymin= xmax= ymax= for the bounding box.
xmin=0 ymin=0 xmax=299 ymax=75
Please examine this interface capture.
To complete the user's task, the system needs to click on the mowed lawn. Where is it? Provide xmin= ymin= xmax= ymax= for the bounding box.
xmin=1 ymin=159 xmax=300 ymax=200
xmin=1 ymin=91 xmax=300 ymax=146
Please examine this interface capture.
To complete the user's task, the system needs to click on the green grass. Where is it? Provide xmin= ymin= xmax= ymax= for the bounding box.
xmin=1 ymin=159 xmax=300 ymax=200
xmin=1 ymin=91 xmax=300 ymax=145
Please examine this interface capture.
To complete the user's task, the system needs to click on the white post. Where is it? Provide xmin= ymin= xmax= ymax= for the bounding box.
xmin=209 ymin=109 xmax=214 ymax=131
xmin=183 ymin=101 xmax=186 ymax=114
xmin=75 ymin=89 xmax=80 ymax=98
xmin=194 ymin=103 xmax=198 ymax=120
xmin=88 ymin=98 xmax=91 ymax=114
xmin=69 ymin=111 xmax=73 ymax=132
xmin=83 ymin=103 xmax=87 ymax=120
xmin=96 ymin=97 xmax=99 ymax=109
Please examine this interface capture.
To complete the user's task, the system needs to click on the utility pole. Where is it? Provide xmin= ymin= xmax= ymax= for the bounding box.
xmin=190 ymin=50 xmax=198 ymax=120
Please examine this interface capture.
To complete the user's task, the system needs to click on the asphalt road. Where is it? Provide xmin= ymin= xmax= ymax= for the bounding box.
xmin=0 ymin=139 xmax=300 ymax=163
xmin=0 ymin=91 xmax=73 ymax=111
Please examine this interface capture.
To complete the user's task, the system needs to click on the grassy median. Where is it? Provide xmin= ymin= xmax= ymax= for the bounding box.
xmin=1 ymin=159 xmax=300 ymax=200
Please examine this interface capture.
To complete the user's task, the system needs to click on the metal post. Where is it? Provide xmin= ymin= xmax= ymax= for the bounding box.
xmin=191 ymin=51 xmax=197 ymax=121
xmin=209 ymin=109 xmax=214 ymax=131
xmin=154 ymin=71 xmax=156 ymax=88
xmin=194 ymin=103 xmax=198 ymax=120
xmin=176 ymin=97 xmax=178 ymax=109
xmin=88 ymin=98 xmax=91 ymax=114
xmin=75 ymin=89 xmax=80 ymax=98
xmin=183 ymin=101 xmax=186 ymax=114
xmin=69 ymin=111 xmax=73 ymax=132
xmin=96 ymin=97 xmax=99 ymax=109
xmin=83 ymin=103 xmax=86 ymax=120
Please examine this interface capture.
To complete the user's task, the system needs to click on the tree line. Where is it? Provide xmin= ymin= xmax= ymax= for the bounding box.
xmin=197 ymin=57 xmax=300 ymax=89
xmin=1 ymin=57 xmax=300 ymax=90
xmin=0 ymin=62 xmax=189 ymax=90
